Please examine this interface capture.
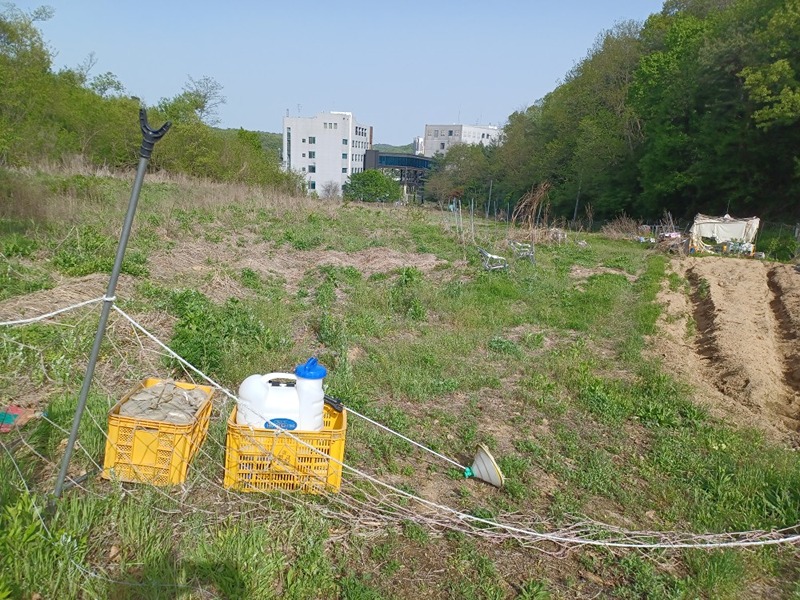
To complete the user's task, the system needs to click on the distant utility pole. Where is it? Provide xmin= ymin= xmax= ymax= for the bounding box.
xmin=573 ymin=174 xmax=582 ymax=223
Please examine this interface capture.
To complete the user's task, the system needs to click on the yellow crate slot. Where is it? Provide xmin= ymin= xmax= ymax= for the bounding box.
xmin=102 ymin=378 xmax=213 ymax=486
xmin=224 ymin=404 xmax=347 ymax=494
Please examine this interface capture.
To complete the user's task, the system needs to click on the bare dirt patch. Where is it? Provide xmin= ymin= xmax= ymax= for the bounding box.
xmin=654 ymin=256 xmax=800 ymax=444
xmin=149 ymin=240 xmax=445 ymax=296
xmin=570 ymin=265 xmax=637 ymax=283
xmin=0 ymin=273 xmax=136 ymax=322
xmin=0 ymin=242 xmax=445 ymax=317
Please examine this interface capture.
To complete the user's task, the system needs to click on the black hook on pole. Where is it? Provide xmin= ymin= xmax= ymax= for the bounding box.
xmin=139 ymin=108 xmax=171 ymax=159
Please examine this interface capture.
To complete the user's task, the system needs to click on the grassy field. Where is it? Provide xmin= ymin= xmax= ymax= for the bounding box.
xmin=1 ymin=167 xmax=799 ymax=599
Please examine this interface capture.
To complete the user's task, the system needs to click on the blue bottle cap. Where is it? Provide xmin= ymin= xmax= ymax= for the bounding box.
xmin=295 ymin=357 xmax=327 ymax=379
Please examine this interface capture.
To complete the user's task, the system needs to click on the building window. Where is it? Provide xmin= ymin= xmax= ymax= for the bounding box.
xmin=342 ymin=153 xmax=347 ymax=159
xmin=302 ymin=153 xmax=306 ymax=157
xmin=324 ymin=123 xmax=328 ymax=129
xmin=448 ymin=130 xmax=453 ymax=136
xmin=309 ymin=181 xmax=316 ymax=190
xmin=334 ymin=122 xmax=338 ymax=129
xmin=302 ymin=138 xmax=306 ymax=143
xmin=309 ymin=165 xmax=316 ymax=173
xmin=302 ymin=167 xmax=306 ymax=172
xmin=309 ymin=137 xmax=316 ymax=144
xmin=434 ymin=129 xmax=439 ymax=137
xmin=342 ymin=138 xmax=348 ymax=145
xmin=342 ymin=167 xmax=347 ymax=173
xmin=440 ymin=143 xmax=445 ymax=150
xmin=309 ymin=151 xmax=315 ymax=158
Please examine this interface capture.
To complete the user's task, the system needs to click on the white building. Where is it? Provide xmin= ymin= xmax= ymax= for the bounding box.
xmin=282 ymin=111 xmax=372 ymax=195
xmin=422 ymin=124 xmax=500 ymax=157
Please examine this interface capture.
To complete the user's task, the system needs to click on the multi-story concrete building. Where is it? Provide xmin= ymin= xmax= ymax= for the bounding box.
xmin=282 ymin=111 xmax=372 ymax=195
xmin=421 ymin=124 xmax=500 ymax=157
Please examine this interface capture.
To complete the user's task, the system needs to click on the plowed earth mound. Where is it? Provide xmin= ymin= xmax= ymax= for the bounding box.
xmin=656 ymin=257 xmax=800 ymax=444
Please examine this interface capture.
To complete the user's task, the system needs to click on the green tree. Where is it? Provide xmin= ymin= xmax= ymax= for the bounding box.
xmin=342 ymin=170 xmax=402 ymax=202
xmin=157 ymin=75 xmax=225 ymax=125
xmin=740 ymin=0 xmax=800 ymax=129
xmin=424 ymin=143 xmax=490 ymax=208
xmin=0 ymin=3 xmax=54 ymax=164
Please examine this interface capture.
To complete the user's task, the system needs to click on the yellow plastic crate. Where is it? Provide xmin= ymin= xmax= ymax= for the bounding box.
xmin=102 ymin=378 xmax=213 ymax=486
xmin=224 ymin=404 xmax=346 ymax=494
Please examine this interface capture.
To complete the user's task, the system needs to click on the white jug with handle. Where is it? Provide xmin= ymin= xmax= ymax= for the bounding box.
xmin=236 ymin=372 xmax=300 ymax=430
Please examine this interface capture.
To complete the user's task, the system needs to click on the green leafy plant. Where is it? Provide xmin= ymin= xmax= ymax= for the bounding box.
xmin=388 ymin=267 xmax=427 ymax=320
xmin=53 ymin=225 xmax=148 ymax=276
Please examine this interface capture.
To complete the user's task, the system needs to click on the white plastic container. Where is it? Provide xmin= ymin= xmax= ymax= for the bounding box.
xmin=236 ymin=372 xmax=300 ymax=430
xmin=294 ymin=358 xmax=327 ymax=431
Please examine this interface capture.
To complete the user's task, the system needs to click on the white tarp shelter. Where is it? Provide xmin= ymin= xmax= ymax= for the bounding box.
xmin=689 ymin=214 xmax=760 ymax=253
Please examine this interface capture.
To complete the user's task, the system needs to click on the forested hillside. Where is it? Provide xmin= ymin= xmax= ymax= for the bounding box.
xmin=373 ymin=142 xmax=414 ymax=154
xmin=0 ymin=5 xmax=300 ymax=192
xmin=426 ymin=0 xmax=800 ymax=221
xmin=2 ymin=1 xmax=798 ymax=221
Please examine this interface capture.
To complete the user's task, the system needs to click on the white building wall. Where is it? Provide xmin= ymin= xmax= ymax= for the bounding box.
xmin=282 ymin=111 xmax=372 ymax=194
xmin=422 ymin=124 xmax=500 ymax=157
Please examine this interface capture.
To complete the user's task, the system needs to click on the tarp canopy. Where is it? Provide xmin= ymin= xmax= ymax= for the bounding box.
xmin=689 ymin=214 xmax=760 ymax=244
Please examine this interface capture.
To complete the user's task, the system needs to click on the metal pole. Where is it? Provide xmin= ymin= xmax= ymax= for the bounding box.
xmin=572 ymin=174 xmax=582 ymax=223
xmin=53 ymin=110 xmax=169 ymax=499
xmin=486 ymin=179 xmax=492 ymax=219
xmin=470 ymin=198 xmax=475 ymax=243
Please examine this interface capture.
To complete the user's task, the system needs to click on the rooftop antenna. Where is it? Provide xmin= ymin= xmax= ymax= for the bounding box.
xmin=286 ymin=108 xmax=289 ymax=117
xmin=297 ymin=103 xmax=301 ymax=116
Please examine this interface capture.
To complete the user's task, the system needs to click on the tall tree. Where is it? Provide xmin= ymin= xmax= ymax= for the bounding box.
xmin=343 ymin=170 xmax=402 ymax=203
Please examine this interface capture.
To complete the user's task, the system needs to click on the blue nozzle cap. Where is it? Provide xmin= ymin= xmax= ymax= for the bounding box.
xmin=295 ymin=357 xmax=327 ymax=379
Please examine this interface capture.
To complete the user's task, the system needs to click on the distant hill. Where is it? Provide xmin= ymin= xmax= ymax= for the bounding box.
xmin=216 ymin=129 xmax=282 ymax=159
xmin=257 ymin=132 xmax=282 ymax=158
xmin=373 ymin=143 xmax=414 ymax=154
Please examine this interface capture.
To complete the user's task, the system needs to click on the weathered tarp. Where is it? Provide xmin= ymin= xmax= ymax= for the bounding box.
xmin=119 ymin=381 xmax=208 ymax=424
xmin=689 ymin=214 xmax=760 ymax=244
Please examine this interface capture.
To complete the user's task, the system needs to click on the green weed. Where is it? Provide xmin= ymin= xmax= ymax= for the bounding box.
xmin=684 ymin=549 xmax=745 ymax=598
xmin=488 ymin=336 xmax=522 ymax=358
xmin=613 ymin=553 xmax=683 ymax=599
xmin=518 ymin=580 xmax=551 ymax=600
xmin=0 ymin=256 xmax=52 ymax=300
xmin=0 ymin=232 xmax=37 ymax=257
xmin=388 ymin=267 xmax=427 ymax=321
xmin=53 ymin=225 xmax=148 ymax=277
xmin=402 ymin=520 xmax=430 ymax=544
xmin=146 ymin=287 xmax=291 ymax=377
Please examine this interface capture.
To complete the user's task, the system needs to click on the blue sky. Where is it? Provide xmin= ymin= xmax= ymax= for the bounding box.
xmin=15 ymin=1 xmax=665 ymax=145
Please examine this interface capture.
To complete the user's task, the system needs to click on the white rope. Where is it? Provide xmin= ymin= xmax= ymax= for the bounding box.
xmin=343 ymin=405 xmax=467 ymax=471
xmin=107 ymin=305 xmax=800 ymax=550
xmin=0 ymin=297 xmax=104 ymax=326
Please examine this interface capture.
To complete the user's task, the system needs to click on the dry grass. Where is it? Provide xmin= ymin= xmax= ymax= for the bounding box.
xmin=601 ymin=213 xmax=645 ymax=240
xmin=507 ymin=183 xmax=571 ymax=245
xmin=1 ymin=160 xmax=330 ymax=227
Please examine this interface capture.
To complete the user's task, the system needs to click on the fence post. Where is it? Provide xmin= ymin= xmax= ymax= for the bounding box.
xmin=52 ymin=110 xmax=170 ymax=500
